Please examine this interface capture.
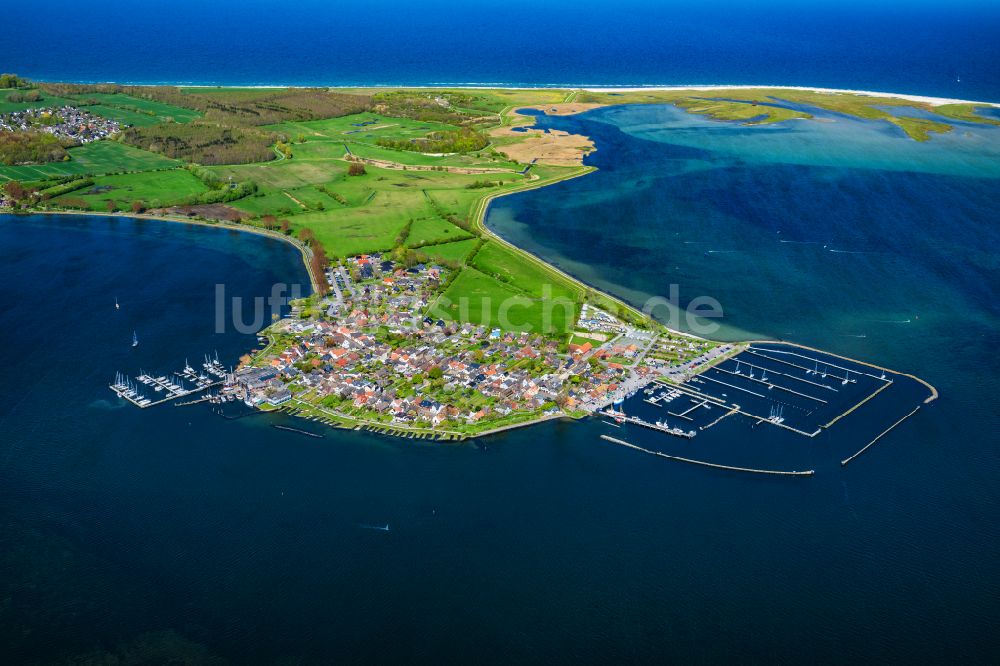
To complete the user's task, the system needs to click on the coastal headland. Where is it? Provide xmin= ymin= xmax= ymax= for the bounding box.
xmin=0 ymin=78 xmax=951 ymax=467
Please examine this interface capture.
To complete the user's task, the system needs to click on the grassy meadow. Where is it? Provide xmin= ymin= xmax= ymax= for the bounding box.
xmin=52 ymin=169 xmax=209 ymax=210
xmin=0 ymin=141 xmax=178 ymax=181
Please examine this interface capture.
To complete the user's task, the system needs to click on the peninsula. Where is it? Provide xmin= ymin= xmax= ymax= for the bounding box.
xmin=0 ymin=77 xmax=951 ymax=452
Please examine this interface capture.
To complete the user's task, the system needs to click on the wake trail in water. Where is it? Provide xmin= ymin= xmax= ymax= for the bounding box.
xmin=359 ymin=523 xmax=391 ymax=532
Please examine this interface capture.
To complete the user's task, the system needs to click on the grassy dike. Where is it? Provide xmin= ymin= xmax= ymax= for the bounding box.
xmin=467 ymin=164 xmax=659 ymax=328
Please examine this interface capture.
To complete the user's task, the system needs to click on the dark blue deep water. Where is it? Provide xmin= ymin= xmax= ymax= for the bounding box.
xmin=3 ymin=2 xmax=1000 ymax=660
xmin=2 ymin=104 xmax=1000 ymax=662
xmin=5 ymin=0 xmax=1000 ymax=102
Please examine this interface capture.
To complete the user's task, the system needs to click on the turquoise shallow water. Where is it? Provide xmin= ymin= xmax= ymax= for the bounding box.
xmin=2 ymin=102 xmax=1000 ymax=662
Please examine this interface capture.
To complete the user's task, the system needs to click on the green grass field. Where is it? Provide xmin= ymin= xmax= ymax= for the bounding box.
xmin=70 ymin=93 xmax=201 ymax=123
xmin=52 ymin=169 xmax=209 ymax=210
xmin=0 ymin=140 xmax=179 ymax=181
xmin=0 ymin=89 xmax=77 ymax=113
xmin=267 ymin=114 xmax=459 ymax=144
xmin=219 ymin=160 xmax=533 ymax=220
xmin=83 ymin=104 xmax=164 ymax=127
xmin=287 ymin=198 xmax=415 ymax=258
xmin=344 ymin=141 xmax=520 ymax=170
xmin=417 ymin=238 xmax=480 ymax=264
xmin=265 ymin=113 xmax=523 ymax=170
xmin=431 ymin=267 xmax=575 ymax=334
xmin=472 ymin=241 xmax=582 ymax=300
xmin=406 ymin=216 xmax=472 ymax=247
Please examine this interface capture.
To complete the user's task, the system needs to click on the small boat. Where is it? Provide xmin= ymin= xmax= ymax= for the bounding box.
xmin=115 ymin=297 xmax=120 ymax=310
xmin=360 ymin=523 xmax=390 ymax=532
xmin=132 ymin=330 xmax=139 ymax=347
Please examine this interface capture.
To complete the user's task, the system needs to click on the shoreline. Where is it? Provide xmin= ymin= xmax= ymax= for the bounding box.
xmin=2 ymin=206 xmax=936 ymax=455
xmin=4 ymin=209 xmax=320 ymax=294
xmin=27 ymin=79 xmax=1000 ymax=107
xmin=1 ymin=89 xmax=943 ymax=450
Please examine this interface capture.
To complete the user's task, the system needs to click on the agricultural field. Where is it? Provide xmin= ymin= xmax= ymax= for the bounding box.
xmin=406 ymin=216 xmax=472 ymax=247
xmin=224 ymin=160 xmax=533 ymax=222
xmin=288 ymin=204 xmax=411 ymax=258
xmin=432 ymin=267 xmax=576 ymax=335
xmin=0 ymin=140 xmax=178 ymax=181
xmin=70 ymin=93 xmax=201 ymax=124
xmin=52 ymin=169 xmax=209 ymax=210
xmin=417 ymin=238 xmax=481 ymax=264
xmin=0 ymin=88 xmax=77 ymax=113
xmin=471 ymin=240 xmax=582 ymax=301
xmin=268 ymin=114 xmax=459 ymax=144
xmin=67 ymin=95 xmax=201 ymax=127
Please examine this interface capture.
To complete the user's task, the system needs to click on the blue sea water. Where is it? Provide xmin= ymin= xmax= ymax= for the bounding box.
xmin=2 ymin=101 xmax=999 ymax=662
xmin=4 ymin=0 xmax=1000 ymax=101
xmin=3 ymin=3 xmax=1000 ymax=661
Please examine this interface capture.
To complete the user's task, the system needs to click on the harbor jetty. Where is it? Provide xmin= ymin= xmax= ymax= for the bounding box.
xmin=841 ymin=406 xmax=922 ymax=466
xmin=600 ymin=435 xmax=814 ymax=477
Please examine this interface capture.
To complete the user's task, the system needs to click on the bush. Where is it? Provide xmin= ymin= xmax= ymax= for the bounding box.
xmin=40 ymin=178 xmax=93 ymax=199
xmin=122 ymin=122 xmax=277 ymax=165
xmin=0 ymin=132 xmax=69 ymax=165
xmin=347 ymin=161 xmax=366 ymax=176
xmin=6 ymin=90 xmax=41 ymax=103
xmin=376 ymin=127 xmax=488 ymax=154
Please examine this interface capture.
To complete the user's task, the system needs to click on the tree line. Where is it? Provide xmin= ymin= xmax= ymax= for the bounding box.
xmin=121 ymin=123 xmax=277 ymax=165
xmin=0 ymin=132 xmax=69 ymax=165
xmin=376 ymin=127 xmax=488 ymax=154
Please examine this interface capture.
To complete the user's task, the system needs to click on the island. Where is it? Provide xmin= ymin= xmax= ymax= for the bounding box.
xmin=1 ymin=76 xmax=963 ymax=466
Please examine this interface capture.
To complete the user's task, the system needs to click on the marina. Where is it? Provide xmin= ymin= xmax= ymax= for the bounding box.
xmin=602 ymin=342 xmax=935 ymax=470
xmin=109 ymin=353 xmax=233 ymax=409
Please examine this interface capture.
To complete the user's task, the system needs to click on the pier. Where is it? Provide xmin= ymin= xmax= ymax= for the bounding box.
xmin=109 ymin=355 xmax=231 ymax=409
xmin=713 ymin=365 xmax=829 ymax=404
xmin=601 ymin=410 xmax=696 ymax=439
xmin=700 ymin=406 xmax=740 ymax=431
xmin=600 ymin=435 xmax=814 ymax=476
xmin=272 ymin=424 xmax=324 ymax=438
xmin=841 ymin=406 xmax=921 ymax=466
xmin=746 ymin=340 xmax=938 ymax=404
xmin=668 ymin=397 xmax=711 ymax=421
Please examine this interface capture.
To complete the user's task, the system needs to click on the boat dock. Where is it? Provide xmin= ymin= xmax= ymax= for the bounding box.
xmin=109 ymin=354 xmax=231 ymax=409
xmin=601 ymin=409 xmax=696 ymax=439
xmin=668 ymin=397 xmax=712 ymax=421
